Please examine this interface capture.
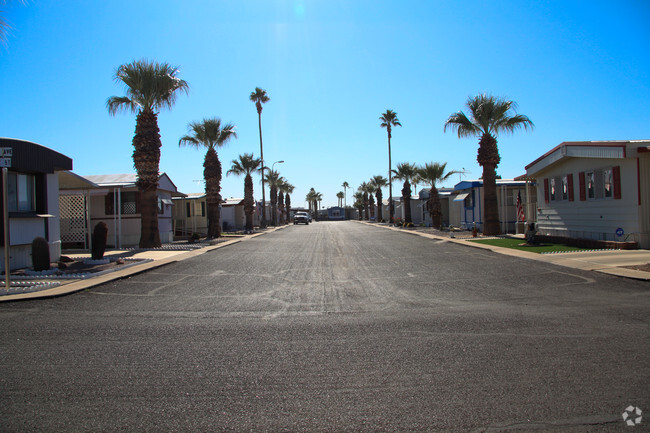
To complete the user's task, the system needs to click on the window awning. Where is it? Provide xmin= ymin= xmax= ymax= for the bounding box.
xmin=161 ymin=199 xmax=173 ymax=205
xmin=452 ymin=193 xmax=469 ymax=202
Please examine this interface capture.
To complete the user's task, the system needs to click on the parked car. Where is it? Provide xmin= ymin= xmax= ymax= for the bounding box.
xmin=294 ymin=211 xmax=310 ymax=224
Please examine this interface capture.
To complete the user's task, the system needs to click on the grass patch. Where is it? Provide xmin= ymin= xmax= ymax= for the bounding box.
xmin=468 ymin=237 xmax=588 ymax=254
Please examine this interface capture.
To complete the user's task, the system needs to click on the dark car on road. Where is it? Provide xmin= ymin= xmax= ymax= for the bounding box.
xmin=293 ymin=211 xmax=311 ymax=224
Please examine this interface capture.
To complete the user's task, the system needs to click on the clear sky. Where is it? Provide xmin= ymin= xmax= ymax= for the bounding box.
xmin=2 ymin=0 xmax=649 ymax=208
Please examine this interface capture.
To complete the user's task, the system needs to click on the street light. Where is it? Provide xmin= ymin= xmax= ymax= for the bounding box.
xmin=272 ymin=160 xmax=284 ymax=172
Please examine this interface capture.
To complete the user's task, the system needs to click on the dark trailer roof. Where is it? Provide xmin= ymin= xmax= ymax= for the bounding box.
xmin=0 ymin=138 xmax=72 ymax=173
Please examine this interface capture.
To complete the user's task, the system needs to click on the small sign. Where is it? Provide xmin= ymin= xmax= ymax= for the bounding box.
xmin=0 ymin=158 xmax=11 ymax=168
xmin=0 ymin=148 xmax=12 ymax=157
xmin=616 ymin=227 xmax=624 ymax=237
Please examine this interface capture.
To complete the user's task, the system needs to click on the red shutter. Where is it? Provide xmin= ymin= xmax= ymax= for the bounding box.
xmin=544 ymin=178 xmax=550 ymax=203
xmin=578 ymin=172 xmax=586 ymax=201
xmin=567 ymin=173 xmax=574 ymax=201
xmin=612 ymin=166 xmax=621 ymax=199
xmin=105 ymin=193 xmax=114 ymax=215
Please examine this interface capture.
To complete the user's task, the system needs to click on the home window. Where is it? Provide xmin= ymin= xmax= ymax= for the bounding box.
xmin=186 ymin=202 xmax=191 ymax=218
xmin=121 ymin=192 xmax=138 ymax=214
xmin=464 ymin=192 xmax=473 ymax=208
xmin=157 ymin=196 xmax=164 ymax=214
xmin=550 ymin=178 xmax=556 ymax=201
xmin=586 ymin=172 xmax=595 ymax=199
xmin=603 ymin=168 xmax=613 ymax=198
xmin=561 ymin=176 xmax=568 ymax=200
xmin=201 ymin=201 xmax=206 ymax=217
xmin=7 ymin=173 xmax=35 ymax=212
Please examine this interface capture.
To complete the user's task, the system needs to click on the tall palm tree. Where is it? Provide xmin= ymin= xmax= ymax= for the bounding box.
xmin=179 ymin=118 xmax=237 ymax=238
xmin=341 ymin=181 xmax=350 ymax=207
xmin=444 ymin=94 xmax=533 ymax=235
xmin=380 ymin=109 xmax=401 ymax=223
xmin=264 ymin=169 xmax=284 ymax=226
xmin=392 ymin=162 xmax=418 ymax=224
xmin=281 ymin=182 xmax=295 ymax=224
xmin=250 ymin=87 xmax=270 ymax=226
xmin=107 ymin=59 xmax=189 ymax=247
xmin=418 ymin=162 xmax=456 ymax=229
xmin=227 ymin=153 xmax=262 ymax=233
xmin=336 ymin=191 xmax=344 ymax=207
xmin=370 ymin=175 xmax=388 ymax=222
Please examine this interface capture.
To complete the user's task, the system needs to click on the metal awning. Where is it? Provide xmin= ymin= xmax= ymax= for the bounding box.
xmin=161 ymin=199 xmax=173 ymax=205
xmin=452 ymin=193 xmax=469 ymax=202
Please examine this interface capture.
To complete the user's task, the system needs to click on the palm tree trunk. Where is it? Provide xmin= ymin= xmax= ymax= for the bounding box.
xmin=478 ymin=133 xmax=501 ymax=236
xmin=285 ymin=194 xmax=291 ymax=224
xmin=270 ymin=185 xmax=277 ymax=226
xmin=244 ymin=173 xmax=254 ymax=232
xmin=376 ymin=190 xmax=383 ymax=222
xmin=132 ymin=108 xmax=162 ymax=248
xmin=278 ymin=192 xmax=285 ymax=225
xmin=363 ymin=192 xmax=369 ymax=220
xmin=257 ymin=111 xmax=266 ymax=227
xmin=482 ymin=164 xmax=500 ymax=235
xmin=429 ymin=185 xmax=442 ymax=229
xmin=204 ymin=148 xmax=222 ymax=238
xmin=402 ymin=180 xmax=412 ymax=224
xmin=387 ymin=130 xmax=394 ymax=223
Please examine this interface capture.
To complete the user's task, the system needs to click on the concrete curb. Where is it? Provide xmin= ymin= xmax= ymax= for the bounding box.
xmin=355 ymin=220 xmax=650 ymax=281
xmin=0 ymin=225 xmax=290 ymax=302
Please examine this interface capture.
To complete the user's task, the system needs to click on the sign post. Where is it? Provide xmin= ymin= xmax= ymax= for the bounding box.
xmin=1 ymin=147 xmax=12 ymax=291
xmin=3 ymin=167 xmax=10 ymax=292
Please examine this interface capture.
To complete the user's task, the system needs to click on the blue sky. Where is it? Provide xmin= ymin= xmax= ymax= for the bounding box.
xmin=2 ymin=0 xmax=649 ymax=208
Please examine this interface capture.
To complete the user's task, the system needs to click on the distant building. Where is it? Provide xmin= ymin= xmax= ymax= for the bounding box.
xmin=327 ymin=206 xmax=345 ymax=220
xmin=525 ymin=140 xmax=650 ymax=248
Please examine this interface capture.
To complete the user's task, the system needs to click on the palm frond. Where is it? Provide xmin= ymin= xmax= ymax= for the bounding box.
xmin=111 ymin=59 xmax=189 ymax=113
xmin=106 ymin=96 xmax=138 ymax=116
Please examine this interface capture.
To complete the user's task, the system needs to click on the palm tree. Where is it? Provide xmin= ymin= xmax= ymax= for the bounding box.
xmin=280 ymin=182 xmax=295 ymax=224
xmin=227 ymin=153 xmax=262 ymax=233
xmin=336 ymin=191 xmax=344 ymax=207
xmin=107 ymin=59 xmax=189 ymax=247
xmin=306 ymin=188 xmax=317 ymax=215
xmin=341 ymin=181 xmax=350 ymax=207
xmin=358 ymin=182 xmax=370 ymax=220
xmin=179 ymin=118 xmax=237 ymax=238
xmin=380 ymin=109 xmax=401 ymax=223
xmin=264 ymin=169 xmax=284 ymax=226
xmin=418 ymin=162 xmax=456 ymax=229
xmin=250 ymin=87 xmax=270 ymax=226
xmin=353 ymin=191 xmax=364 ymax=220
xmin=370 ymin=175 xmax=388 ymax=222
xmin=366 ymin=183 xmax=377 ymax=220
xmin=392 ymin=162 xmax=418 ymax=224
xmin=444 ymin=94 xmax=533 ymax=235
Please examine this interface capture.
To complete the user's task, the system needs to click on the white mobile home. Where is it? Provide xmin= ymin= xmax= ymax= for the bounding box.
xmin=61 ymin=173 xmax=181 ymax=248
xmin=525 ymin=140 xmax=650 ymax=248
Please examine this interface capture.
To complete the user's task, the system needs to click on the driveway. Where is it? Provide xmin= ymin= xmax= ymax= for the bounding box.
xmin=0 ymin=221 xmax=647 ymax=432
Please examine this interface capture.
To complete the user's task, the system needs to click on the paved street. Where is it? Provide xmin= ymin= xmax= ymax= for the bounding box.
xmin=1 ymin=221 xmax=648 ymax=432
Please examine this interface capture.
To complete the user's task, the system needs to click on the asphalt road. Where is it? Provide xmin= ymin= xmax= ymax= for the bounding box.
xmin=1 ymin=221 xmax=648 ymax=432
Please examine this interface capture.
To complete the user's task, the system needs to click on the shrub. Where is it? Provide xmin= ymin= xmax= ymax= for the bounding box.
xmin=31 ymin=237 xmax=50 ymax=271
xmin=91 ymin=222 xmax=108 ymax=260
